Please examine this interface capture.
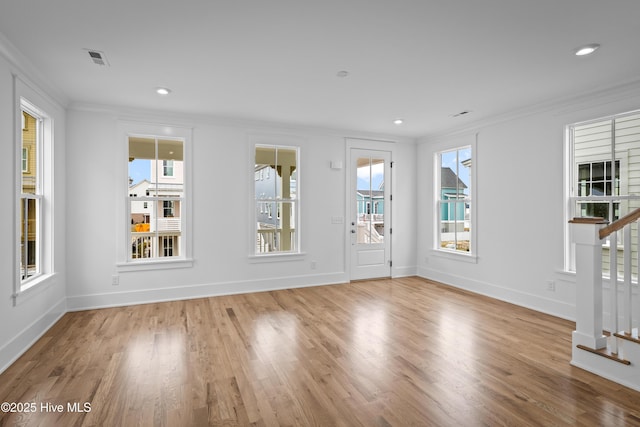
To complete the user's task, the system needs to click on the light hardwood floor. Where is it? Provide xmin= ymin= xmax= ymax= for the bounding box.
xmin=1 ymin=277 xmax=639 ymax=426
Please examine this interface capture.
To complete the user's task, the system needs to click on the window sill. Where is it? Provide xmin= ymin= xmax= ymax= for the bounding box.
xmin=116 ymin=258 xmax=194 ymax=272
xmin=13 ymin=272 xmax=58 ymax=306
xmin=430 ymin=249 xmax=478 ymax=263
xmin=248 ymin=252 xmax=307 ymax=263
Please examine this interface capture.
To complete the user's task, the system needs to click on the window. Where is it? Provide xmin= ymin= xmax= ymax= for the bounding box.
xmin=163 ymin=160 xmax=174 ymax=177
xmin=436 ymin=146 xmax=473 ymax=254
xmin=18 ymin=100 xmax=52 ymax=288
xmin=128 ymin=136 xmax=184 ymax=260
xmin=163 ymin=200 xmax=174 ymax=217
xmin=567 ymin=110 xmax=640 ymax=279
xmin=22 ymin=147 xmax=28 ymax=172
xmin=255 ymin=145 xmax=299 ymax=254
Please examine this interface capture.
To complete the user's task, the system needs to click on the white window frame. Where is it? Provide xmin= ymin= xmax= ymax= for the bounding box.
xmin=253 ymin=144 xmax=300 ymax=256
xmin=14 ymin=81 xmax=56 ymax=300
xmin=248 ymin=133 xmax=305 ymax=262
xmin=116 ymin=121 xmax=193 ymax=272
xmin=565 ymin=110 xmax=640 ymax=274
xmin=432 ymin=136 xmax=477 ymax=262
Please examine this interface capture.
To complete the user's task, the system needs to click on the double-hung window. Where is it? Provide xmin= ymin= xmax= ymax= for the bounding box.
xmin=435 ymin=145 xmax=474 ymax=255
xmin=254 ymin=145 xmax=299 ymax=254
xmin=128 ymin=136 xmax=184 ymax=260
xmin=18 ymin=99 xmax=52 ymax=290
xmin=567 ymin=110 xmax=640 ymax=280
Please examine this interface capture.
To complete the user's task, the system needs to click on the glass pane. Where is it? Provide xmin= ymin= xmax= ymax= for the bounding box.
xmin=255 ymin=146 xmax=276 ymax=202
xmin=130 ymin=200 xmax=152 ymax=233
xmin=129 ymin=137 xmax=154 ymax=195
xmin=20 ymin=198 xmax=38 ymax=279
xmin=457 ymin=147 xmax=472 ymax=196
xmin=21 ymin=111 xmax=37 ymax=195
xmin=277 ymin=148 xmax=297 ymax=200
xmin=157 ymin=199 xmax=181 ymax=232
xmin=256 ymin=201 xmax=277 ymax=253
xmin=131 ymin=235 xmax=152 ymax=259
xmin=158 ymin=139 xmax=183 ymax=185
xmin=356 ymin=157 xmax=372 ymax=244
xmin=355 ymin=156 xmax=386 ymax=245
xmin=277 ymin=201 xmax=296 ymax=252
xmin=439 ymin=146 xmax=472 ymax=253
xmin=159 ymin=235 xmax=179 ymax=257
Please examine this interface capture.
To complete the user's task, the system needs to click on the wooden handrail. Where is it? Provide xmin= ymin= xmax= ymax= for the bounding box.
xmin=599 ymin=207 xmax=640 ymax=240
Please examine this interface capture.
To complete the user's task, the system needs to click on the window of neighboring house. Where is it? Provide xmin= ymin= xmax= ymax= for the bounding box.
xmin=19 ymin=101 xmax=51 ymax=288
xmin=22 ymin=147 xmax=28 ymax=172
xmin=436 ymin=145 xmax=473 ymax=254
xmin=163 ymin=160 xmax=174 ymax=177
xmin=255 ymin=145 xmax=299 ymax=254
xmin=163 ymin=200 xmax=174 ymax=217
xmin=567 ymin=110 xmax=640 ymax=281
xmin=128 ymin=136 xmax=184 ymax=260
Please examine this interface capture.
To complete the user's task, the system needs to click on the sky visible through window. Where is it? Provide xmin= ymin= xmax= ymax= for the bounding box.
xmin=441 ymin=147 xmax=471 ymax=193
xmin=357 ymin=162 xmax=384 ymax=190
xmin=129 ymin=160 xmax=150 ymax=185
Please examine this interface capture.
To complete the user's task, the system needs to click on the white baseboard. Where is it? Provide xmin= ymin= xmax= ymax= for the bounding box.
xmin=66 ymin=272 xmax=349 ymax=311
xmin=392 ymin=265 xmax=417 ymax=278
xmin=0 ymin=297 xmax=67 ymax=375
xmin=417 ymin=266 xmax=575 ymax=321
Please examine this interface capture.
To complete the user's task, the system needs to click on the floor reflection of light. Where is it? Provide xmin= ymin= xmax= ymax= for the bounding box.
xmin=253 ymin=313 xmax=299 ymax=363
xmin=124 ymin=331 xmax=186 ymax=388
xmin=352 ymin=303 xmax=388 ymax=361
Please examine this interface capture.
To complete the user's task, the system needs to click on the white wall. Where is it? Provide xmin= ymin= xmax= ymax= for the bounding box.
xmin=0 ymin=51 xmax=67 ymax=373
xmin=417 ymin=82 xmax=640 ymax=320
xmin=65 ymin=109 xmax=417 ymax=309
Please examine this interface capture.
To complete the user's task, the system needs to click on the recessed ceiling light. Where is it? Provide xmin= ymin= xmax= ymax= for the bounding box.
xmin=156 ymin=87 xmax=171 ymax=95
xmin=393 ymin=119 xmax=404 ymax=125
xmin=575 ymin=43 xmax=600 ymax=56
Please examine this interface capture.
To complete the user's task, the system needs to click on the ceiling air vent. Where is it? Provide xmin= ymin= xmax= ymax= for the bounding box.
xmin=85 ymin=49 xmax=109 ymax=66
xmin=451 ymin=110 xmax=471 ymax=118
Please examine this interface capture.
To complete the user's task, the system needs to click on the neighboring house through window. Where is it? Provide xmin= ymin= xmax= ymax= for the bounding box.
xmin=435 ymin=145 xmax=474 ymax=255
xmin=567 ymin=110 xmax=640 ymax=280
xmin=18 ymin=98 xmax=53 ymax=290
xmin=255 ymin=145 xmax=299 ymax=254
xmin=128 ymin=136 xmax=184 ymax=260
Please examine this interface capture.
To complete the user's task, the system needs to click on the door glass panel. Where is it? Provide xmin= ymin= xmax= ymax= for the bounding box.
xmin=356 ymin=157 xmax=384 ymax=244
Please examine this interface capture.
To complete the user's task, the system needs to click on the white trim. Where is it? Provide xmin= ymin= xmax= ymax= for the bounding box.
xmin=116 ymin=257 xmax=194 ymax=272
xmin=248 ymin=252 xmax=307 ymax=263
xmin=417 ymin=267 xmax=575 ymax=321
xmin=66 ymin=272 xmax=348 ymax=312
xmin=345 ymin=138 xmax=395 ymax=280
xmin=250 ymin=134 xmax=303 ymax=257
xmin=0 ymin=297 xmax=66 ymax=375
xmin=116 ymin=121 xmax=194 ymax=270
xmin=14 ymin=76 xmax=56 ymax=301
xmin=433 ymin=134 xmax=477 ymax=259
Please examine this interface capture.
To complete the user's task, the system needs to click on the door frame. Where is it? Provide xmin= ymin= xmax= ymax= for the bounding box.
xmin=345 ymin=138 xmax=395 ymax=281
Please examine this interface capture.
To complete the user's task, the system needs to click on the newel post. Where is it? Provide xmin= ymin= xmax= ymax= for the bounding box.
xmin=570 ymin=217 xmax=608 ymax=350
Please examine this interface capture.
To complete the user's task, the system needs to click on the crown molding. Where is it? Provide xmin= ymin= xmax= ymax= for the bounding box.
xmin=420 ymin=77 xmax=640 ymax=143
xmin=0 ymin=31 xmax=69 ymax=108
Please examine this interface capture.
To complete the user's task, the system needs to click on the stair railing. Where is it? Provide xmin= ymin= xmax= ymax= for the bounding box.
xmin=570 ymin=207 xmax=640 ymax=356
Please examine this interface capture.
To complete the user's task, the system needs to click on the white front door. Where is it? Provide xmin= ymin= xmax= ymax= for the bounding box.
xmin=349 ymin=148 xmax=391 ymax=280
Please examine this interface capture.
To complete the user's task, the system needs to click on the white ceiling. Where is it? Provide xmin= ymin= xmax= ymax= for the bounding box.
xmin=1 ymin=0 xmax=639 ymax=138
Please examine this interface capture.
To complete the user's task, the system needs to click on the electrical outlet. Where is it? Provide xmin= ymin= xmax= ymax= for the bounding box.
xmin=112 ymin=275 xmax=119 ymax=286
xmin=311 ymin=261 xmax=317 ymax=270
xmin=546 ymin=280 xmax=555 ymax=292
